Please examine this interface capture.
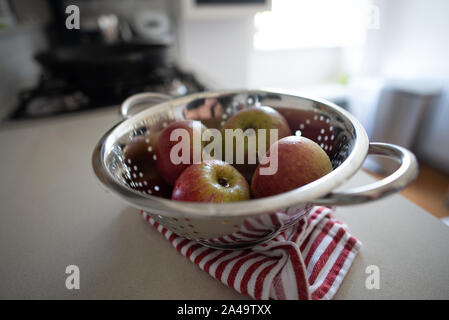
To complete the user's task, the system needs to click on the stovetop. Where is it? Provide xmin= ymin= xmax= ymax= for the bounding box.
xmin=9 ymin=65 xmax=206 ymax=120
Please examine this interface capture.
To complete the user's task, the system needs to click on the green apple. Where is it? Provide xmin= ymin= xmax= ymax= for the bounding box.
xmin=221 ymin=106 xmax=291 ymax=181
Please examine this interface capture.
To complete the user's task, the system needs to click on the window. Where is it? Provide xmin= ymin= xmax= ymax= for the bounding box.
xmin=254 ymin=0 xmax=376 ymax=50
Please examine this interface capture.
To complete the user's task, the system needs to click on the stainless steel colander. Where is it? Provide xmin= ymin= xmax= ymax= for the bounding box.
xmin=92 ymin=90 xmax=418 ymax=249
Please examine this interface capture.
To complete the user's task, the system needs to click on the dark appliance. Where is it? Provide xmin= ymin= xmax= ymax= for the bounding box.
xmin=10 ymin=63 xmax=206 ymax=120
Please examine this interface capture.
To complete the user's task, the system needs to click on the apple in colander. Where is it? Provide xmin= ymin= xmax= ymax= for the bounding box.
xmin=123 ymin=131 xmax=171 ymax=197
xmin=156 ymin=120 xmax=208 ymax=186
xmin=251 ymin=136 xmax=333 ymax=198
xmin=221 ymin=106 xmax=291 ymax=182
xmin=123 ymin=131 xmax=160 ymax=170
xmin=172 ymin=160 xmax=250 ymax=202
xmin=172 ymin=160 xmax=250 ymax=203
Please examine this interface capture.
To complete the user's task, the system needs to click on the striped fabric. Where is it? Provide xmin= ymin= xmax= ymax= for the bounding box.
xmin=141 ymin=206 xmax=361 ymax=300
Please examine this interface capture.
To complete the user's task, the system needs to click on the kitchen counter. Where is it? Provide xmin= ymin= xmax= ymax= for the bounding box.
xmin=0 ymin=108 xmax=448 ymax=299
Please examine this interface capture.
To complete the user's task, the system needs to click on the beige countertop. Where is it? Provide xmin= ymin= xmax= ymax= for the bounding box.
xmin=0 ymin=108 xmax=448 ymax=299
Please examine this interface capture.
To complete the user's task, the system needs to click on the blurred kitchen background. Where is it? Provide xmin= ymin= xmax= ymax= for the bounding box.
xmin=0 ymin=0 xmax=448 ymax=218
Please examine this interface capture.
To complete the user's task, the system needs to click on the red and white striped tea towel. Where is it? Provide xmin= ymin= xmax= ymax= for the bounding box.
xmin=141 ymin=206 xmax=361 ymax=300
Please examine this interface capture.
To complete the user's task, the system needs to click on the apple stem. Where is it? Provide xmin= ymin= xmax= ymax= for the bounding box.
xmin=218 ymin=177 xmax=230 ymax=188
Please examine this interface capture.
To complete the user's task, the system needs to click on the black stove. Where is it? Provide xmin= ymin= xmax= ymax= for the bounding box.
xmin=9 ymin=65 xmax=206 ymax=120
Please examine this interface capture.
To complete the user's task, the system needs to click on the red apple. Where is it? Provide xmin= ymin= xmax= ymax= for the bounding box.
xmin=172 ymin=160 xmax=250 ymax=203
xmin=156 ymin=120 xmax=208 ymax=185
xmin=123 ymin=132 xmax=171 ymax=197
xmin=221 ymin=106 xmax=291 ymax=181
xmin=123 ymin=131 xmax=160 ymax=170
xmin=251 ymin=136 xmax=332 ymax=198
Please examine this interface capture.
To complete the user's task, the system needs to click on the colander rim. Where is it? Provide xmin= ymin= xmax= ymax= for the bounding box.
xmin=92 ymin=89 xmax=369 ymax=217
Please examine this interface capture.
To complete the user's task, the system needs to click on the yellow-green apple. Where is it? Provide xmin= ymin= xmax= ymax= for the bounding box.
xmin=221 ymin=106 xmax=291 ymax=181
xmin=156 ymin=120 xmax=207 ymax=185
xmin=251 ymin=136 xmax=332 ymax=198
xmin=171 ymin=160 xmax=250 ymax=203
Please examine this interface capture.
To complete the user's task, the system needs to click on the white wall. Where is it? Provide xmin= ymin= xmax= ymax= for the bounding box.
xmin=362 ymin=0 xmax=449 ymax=80
xmin=356 ymin=0 xmax=449 ymax=171
xmin=176 ymin=16 xmax=343 ymax=90
xmin=248 ymin=48 xmax=342 ymax=89
xmin=176 ymin=17 xmax=254 ymax=89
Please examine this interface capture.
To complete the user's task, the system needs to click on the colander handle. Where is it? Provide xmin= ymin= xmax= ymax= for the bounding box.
xmin=120 ymin=92 xmax=172 ymax=119
xmin=314 ymin=142 xmax=419 ymax=205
